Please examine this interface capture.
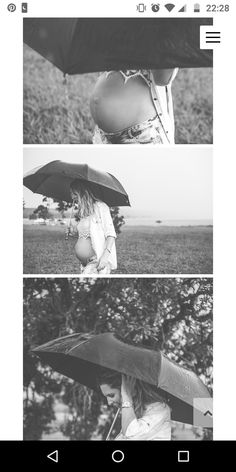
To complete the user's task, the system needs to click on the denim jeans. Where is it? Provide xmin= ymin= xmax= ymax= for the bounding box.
xmin=92 ymin=116 xmax=164 ymax=144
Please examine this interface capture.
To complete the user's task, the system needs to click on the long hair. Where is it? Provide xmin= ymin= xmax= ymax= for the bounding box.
xmin=97 ymin=366 xmax=167 ymax=418
xmin=70 ymin=180 xmax=98 ymax=219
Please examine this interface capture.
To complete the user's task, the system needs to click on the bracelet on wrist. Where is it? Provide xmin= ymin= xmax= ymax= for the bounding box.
xmin=105 ymin=248 xmax=111 ymax=254
xmin=122 ymin=401 xmax=133 ymax=409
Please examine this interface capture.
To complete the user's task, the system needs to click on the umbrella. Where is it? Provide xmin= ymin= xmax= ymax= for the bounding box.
xmin=32 ymin=332 xmax=212 ymax=427
xmin=23 ymin=18 xmax=213 ymax=74
xmin=23 ymin=160 xmax=130 ymax=207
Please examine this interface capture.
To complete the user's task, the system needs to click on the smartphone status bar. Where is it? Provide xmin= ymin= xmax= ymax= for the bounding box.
xmin=2 ymin=1 xmax=232 ymax=17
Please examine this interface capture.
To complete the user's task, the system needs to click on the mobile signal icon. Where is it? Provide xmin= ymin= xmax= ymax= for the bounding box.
xmin=179 ymin=5 xmax=187 ymax=12
xmin=165 ymin=4 xmax=175 ymax=12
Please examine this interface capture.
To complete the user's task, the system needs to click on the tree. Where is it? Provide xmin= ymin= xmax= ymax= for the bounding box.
xmin=55 ymin=200 xmax=68 ymax=219
xmin=110 ymin=207 xmax=125 ymax=235
xmin=29 ymin=213 xmax=37 ymax=220
xmin=33 ymin=205 xmax=50 ymax=220
xmin=23 ymin=278 xmax=213 ymax=440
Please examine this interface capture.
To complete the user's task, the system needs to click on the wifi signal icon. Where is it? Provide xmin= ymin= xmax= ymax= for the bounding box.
xmin=165 ymin=3 xmax=175 ymax=12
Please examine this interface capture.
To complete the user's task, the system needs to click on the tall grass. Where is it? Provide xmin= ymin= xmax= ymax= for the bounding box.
xmin=23 ymin=225 xmax=213 ymax=274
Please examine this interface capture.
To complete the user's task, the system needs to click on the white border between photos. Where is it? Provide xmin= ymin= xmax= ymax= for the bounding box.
xmin=0 ymin=0 xmax=236 ymax=441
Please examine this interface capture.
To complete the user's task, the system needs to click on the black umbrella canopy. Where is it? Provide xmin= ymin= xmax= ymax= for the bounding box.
xmin=32 ymin=333 xmax=161 ymax=388
xmin=32 ymin=332 xmax=212 ymax=426
xmin=23 ymin=160 xmax=130 ymax=207
xmin=23 ymin=18 xmax=213 ymax=74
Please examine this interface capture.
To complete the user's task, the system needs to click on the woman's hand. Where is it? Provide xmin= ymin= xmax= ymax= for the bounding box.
xmin=97 ymin=236 xmax=115 ymax=272
xmin=151 ymin=68 xmax=177 ymax=86
xmin=97 ymin=250 xmax=110 ymax=272
xmin=121 ymin=375 xmax=135 ymax=403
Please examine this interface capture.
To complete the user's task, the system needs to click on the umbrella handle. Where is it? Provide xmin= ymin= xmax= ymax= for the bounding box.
xmin=105 ymin=408 xmax=120 ymax=441
xmin=63 ymin=73 xmax=68 ymax=85
xmin=65 ymin=204 xmax=75 ymax=240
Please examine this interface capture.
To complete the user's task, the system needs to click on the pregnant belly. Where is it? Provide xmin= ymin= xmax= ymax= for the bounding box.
xmin=90 ymin=73 xmax=156 ymax=133
xmin=74 ymin=238 xmax=95 ymax=264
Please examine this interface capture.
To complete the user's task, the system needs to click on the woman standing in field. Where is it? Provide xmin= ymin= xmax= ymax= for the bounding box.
xmin=98 ymin=368 xmax=171 ymax=440
xmin=90 ymin=68 xmax=178 ymax=145
xmin=67 ymin=180 xmax=117 ymax=275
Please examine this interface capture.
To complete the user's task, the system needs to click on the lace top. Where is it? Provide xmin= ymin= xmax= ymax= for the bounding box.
xmin=77 ymin=217 xmax=91 ymax=239
xmin=105 ymin=69 xmax=152 ymax=87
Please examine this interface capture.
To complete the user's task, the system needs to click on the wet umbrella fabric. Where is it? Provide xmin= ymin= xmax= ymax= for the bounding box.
xmin=32 ymin=332 xmax=212 ymax=426
xmin=23 ymin=18 xmax=213 ymax=74
xmin=23 ymin=160 xmax=130 ymax=207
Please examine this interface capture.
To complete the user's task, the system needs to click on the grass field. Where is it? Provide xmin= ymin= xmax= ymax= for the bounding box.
xmin=23 ymin=225 xmax=213 ymax=274
xmin=23 ymin=46 xmax=213 ymax=144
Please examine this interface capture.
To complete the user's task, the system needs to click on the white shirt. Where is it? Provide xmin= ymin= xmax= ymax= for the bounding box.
xmin=90 ymin=201 xmax=117 ymax=270
xmin=115 ymin=402 xmax=171 ymax=441
xmin=150 ymin=68 xmax=178 ymax=145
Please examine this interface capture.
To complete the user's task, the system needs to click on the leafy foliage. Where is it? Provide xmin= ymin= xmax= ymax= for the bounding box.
xmin=32 ymin=205 xmax=50 ymax=220
xmin=110 ymin=207 xmax=125 ymax=235
xmin=24 ymin=278 xmax=213 ymax=440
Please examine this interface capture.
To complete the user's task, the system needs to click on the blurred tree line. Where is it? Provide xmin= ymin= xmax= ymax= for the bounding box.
xmin=29 ymin=197 xmax=125 ymax=235
xmin=23 ymin=278 xmax=213 ymax=440
xmin=53 ymin=198 xmax=125 ymax=234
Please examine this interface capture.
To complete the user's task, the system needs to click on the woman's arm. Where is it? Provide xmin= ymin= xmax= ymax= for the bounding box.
xmin=121 ymin=377 xmax=171 ymax=439
xmin=96 ymin=202 xmax=116 ymax=271
xmin=151 ymin=68 xmax=178 ymax=86
xmin=121 ymin=375 xmax=137 ymax=435
xmin=105 ymin=235 xmax=116 ymax=252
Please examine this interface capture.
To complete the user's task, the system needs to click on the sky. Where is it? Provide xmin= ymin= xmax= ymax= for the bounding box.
xmin=23 ymin=146 xmax=212 ymax=221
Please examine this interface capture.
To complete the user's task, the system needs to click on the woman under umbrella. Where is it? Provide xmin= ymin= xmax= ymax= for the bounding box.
xmin=98 ymin=368 xmax=171 ymax=440
xmin=68 ymin=180 xmax=117 ymax=274
xmin=23 ymin=161 xmax=130 ymax=274
xmin=32 ymin=332 xmax=212 ymax=440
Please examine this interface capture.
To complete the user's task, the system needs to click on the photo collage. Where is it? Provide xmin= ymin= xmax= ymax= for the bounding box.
xmin=23 ymin=17 xmax=213 ymax=443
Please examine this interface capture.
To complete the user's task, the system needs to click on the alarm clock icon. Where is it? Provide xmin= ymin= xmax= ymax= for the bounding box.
xmin=151 ymin=3 xmax=160 ymax=12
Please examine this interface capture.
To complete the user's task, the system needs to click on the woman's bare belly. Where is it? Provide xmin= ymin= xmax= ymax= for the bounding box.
xmin=74 ymin=238 xmax=95 ymax=265
xmin=90 ymin=72 xmax=156 ymax=133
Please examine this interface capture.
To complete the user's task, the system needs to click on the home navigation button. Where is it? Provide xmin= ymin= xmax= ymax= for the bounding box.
xmin=112 ymin=450 xmax=125 ymax=463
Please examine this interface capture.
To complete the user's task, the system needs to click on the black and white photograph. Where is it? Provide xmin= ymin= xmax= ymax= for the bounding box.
xmin=24 ymin=277 xmax=213 ymax=441
xmin=23 ymin=147 xmax=213 ymax=275
xmin=23 ymin=18 xmax=213 ymax=145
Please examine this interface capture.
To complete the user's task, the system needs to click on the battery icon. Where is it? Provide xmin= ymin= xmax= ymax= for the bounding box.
xmin=194 ymin=3 xmax=200 ymax=12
